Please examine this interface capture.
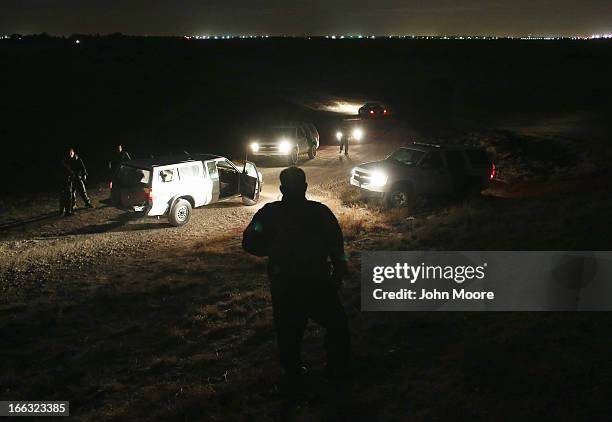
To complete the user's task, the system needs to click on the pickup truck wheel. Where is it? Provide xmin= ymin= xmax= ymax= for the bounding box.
xmin=288 ymin=148 xmax=298 ymax=166
xmin=384 ymin=184 xmax=415 ymax=208
xmin=168 ymin=199 xmax=192 ymax=227
xmin=307 ymin=144 xmax=317 ymax=159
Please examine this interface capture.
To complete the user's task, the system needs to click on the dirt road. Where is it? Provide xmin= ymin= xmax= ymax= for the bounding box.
xmin=2 ymin=116 xmax=610 ymax=421
xmin=0 ymin=129 xmax=406 ymax=305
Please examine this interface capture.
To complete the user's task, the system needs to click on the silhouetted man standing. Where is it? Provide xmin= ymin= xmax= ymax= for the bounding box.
xmin=64 ymin=148 xmax=93 ymax=209
xmin=339 ymin=134 xmax=349 ymax=156
xmin=109 ymin=144 xmax=131 ymax=178
xmin=243 ymin=167 xmax=350 ymax=388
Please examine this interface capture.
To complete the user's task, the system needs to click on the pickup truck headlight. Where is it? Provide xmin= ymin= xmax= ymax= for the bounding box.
xmin=278 ymin=140 xmax=291 ymax=153
xmin=370 ymin=171 xmax=388 ymax=186
xmin=250 ymin=142 xmax=260 ymax=152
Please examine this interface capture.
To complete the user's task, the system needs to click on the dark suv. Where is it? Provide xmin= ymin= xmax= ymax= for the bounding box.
xmin=301 ymin=122 xmax=320 ymax=149
xmin=358 ymin=102 xmax=389 ymax=118
xmin=350 ymin=143 xmax=495 ymax=207
xmin=249 ymin=123 xmax=319 ymax=165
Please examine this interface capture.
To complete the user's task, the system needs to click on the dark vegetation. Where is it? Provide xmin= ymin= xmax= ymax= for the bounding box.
xmin=3 ymin=175 xmax=612 ymax=420
xmin=2 ymin=35 xmax=612 ymax=193
xmin=1 ymin=36 xmax=612 ymax=420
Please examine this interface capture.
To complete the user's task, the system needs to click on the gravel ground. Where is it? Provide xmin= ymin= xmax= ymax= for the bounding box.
xmin=2 ymin=118 xmax=592 ymax=306
xmin=0 ymin=134 xmax=405 ymax=306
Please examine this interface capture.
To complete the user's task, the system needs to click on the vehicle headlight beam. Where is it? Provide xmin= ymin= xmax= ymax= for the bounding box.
xmin=278 ymin=140 xmax=291 ymax=153
xmin=370 ymin=171 xmax=388 ymax=186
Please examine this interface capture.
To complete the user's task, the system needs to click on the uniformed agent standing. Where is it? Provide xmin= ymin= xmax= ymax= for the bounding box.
xmin=64 ymin=148 xmax=93 ymax=209
xmin=242 ymin=166 xmax=350 ymax=387
xmin=339 ymin=133 xmax=349 ymax=156
xmin=109 ymin=144 xmax=131 ymax=178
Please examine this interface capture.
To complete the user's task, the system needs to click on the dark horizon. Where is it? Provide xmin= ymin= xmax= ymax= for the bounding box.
xmin=1 ymin=0 xmax=611 ymax=38
xmin=3 ymin=33 xmax=612 ymax=40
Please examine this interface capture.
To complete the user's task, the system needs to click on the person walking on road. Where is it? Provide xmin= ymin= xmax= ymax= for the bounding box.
xmin=339 ymin=133 xmax=349 ymax=156
xmin=63 ymin=148 xmax=93 ymax=209
xmin=242 ymin=166 xmax=351 ymax=391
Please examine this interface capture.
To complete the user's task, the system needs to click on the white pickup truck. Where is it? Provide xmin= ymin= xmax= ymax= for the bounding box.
xmin=110 ymin=153 xmax=262 ymax=226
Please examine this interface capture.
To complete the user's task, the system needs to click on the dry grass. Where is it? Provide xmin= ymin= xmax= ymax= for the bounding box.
xmin=3 ymin=133 xmax=612 ymax=420
xmin=336 ymin=205 xmax=388 ymax=241
xmin=3 ymin=180 xmax=612 ymax=420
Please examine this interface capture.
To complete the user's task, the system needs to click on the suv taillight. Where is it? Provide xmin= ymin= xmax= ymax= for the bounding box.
xmin=109 ymin=180 xmax=113 ymax=190
xmin=145 ymin=188 xmax=154 ymax=202
xmin=489 ymin=163 xmax=496 ymax=181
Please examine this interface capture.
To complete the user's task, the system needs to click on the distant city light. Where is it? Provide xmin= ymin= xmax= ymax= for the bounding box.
xmin=189 ymin=34 xmax=271 ymax=40
xmin=590 ymin=33 xmax=612 ymax=39
xmin=179 ymin=33 xmax=612 ymax=41
xmin=4 ymin=33 xmax=609 ymax=43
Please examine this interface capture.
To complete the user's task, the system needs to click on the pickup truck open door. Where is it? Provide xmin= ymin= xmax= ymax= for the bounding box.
xmin=240 ymin=161 xmax=261 ymax=205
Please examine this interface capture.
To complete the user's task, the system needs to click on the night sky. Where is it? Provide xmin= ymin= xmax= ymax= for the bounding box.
xmin=1 ymin=0 xmax=611 ymax=37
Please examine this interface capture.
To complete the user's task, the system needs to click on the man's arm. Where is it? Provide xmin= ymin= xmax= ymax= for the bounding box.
xmin=242 ymin=206 xmax=272 ymax=257
xmin=78 ymin=158 xmax=88 ymax=177
xmin=321 ymin=205 xmax=348 ymax=285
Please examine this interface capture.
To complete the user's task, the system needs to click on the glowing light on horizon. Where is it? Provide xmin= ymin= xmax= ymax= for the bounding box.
xmin=590 ymin=33 xmax=612 ymax=39
xmin=322 ymin=100 xmax=363 ymax=115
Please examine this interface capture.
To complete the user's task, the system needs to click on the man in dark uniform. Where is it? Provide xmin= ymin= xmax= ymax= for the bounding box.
xmin=339 ymin=134 xmax=349 ymax=156
xmin=64 ymin=148 xmax=93 ymax=209
xmin=109 ymin=144 xmax=131 ymax=178
xmin=242 ymin=166 xmax=350 ymax=387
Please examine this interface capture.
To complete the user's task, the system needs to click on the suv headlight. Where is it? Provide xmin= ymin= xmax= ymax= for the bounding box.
xmin=352 ymin=128 xmax=364 ymax=141
xmin=336 ymin=131 xmax=343 ymax=141
xmin=250 ymin=142 xmax=260 ymax=152
xmin=278 ymin=140 xmax=291 ymax=153
xmin=370 ymin=171 xmax=388 ymax=186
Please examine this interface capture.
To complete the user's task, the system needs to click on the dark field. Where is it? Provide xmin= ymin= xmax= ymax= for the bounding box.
xmin=2 ymin=36 xmax=612 ymax=192
xmin=2 ymin=37 xmax=612 ymax=421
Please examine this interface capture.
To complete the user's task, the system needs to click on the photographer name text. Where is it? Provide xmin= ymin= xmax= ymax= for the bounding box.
xmin=371 ymin=263 xmax=495 ymax=301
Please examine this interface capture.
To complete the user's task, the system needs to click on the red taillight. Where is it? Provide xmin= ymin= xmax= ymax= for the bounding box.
xmin=109 ymin=180 xmax=113 ymax=190
xmin=370 ymin=110 xmax=374 ymax=115
xmin=145 ymin=188 xmax=154 ymax=202
xmin=383 ymin=109 xmax=388 ymax=115
xmin=489 ymin=163 xmax=496 ymax=181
